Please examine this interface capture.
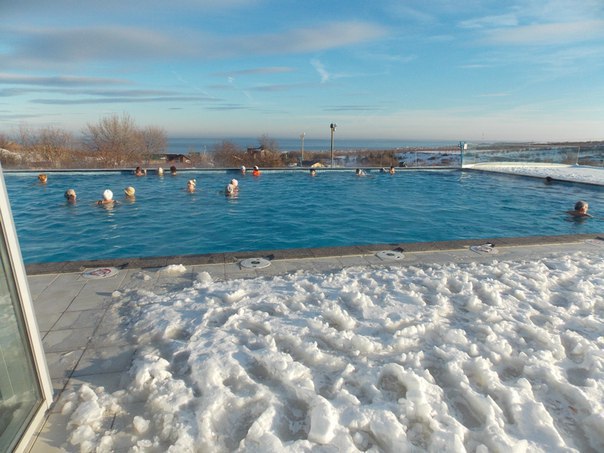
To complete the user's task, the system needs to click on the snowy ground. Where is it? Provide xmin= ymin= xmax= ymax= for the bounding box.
xmin=60 ymin=251 xmax=604 ymax=452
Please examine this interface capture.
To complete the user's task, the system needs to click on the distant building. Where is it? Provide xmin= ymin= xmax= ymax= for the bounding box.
xmin=163 ymin=154 xmax=192 ymax=164
xmin=246 ymin=147 xmax=266 ymax=159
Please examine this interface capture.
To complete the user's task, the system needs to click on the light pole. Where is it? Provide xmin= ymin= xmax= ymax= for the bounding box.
xmin=300 ymin=132 xmax=305 ymax=166
xmin=330 ymin=123 xmax=337 ymax=168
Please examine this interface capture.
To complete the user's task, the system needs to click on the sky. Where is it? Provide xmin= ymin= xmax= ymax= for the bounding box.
xmin=2 ymin=0 xmax=604 ymax=143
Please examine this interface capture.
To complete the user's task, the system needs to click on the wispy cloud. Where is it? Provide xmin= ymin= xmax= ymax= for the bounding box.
xmin=458 ymin=14 xmax=519 ymax=29
xmin=213 ymin=67 xmax=294 ymax=77
xmin=485 ymin=20 xmax=604 ymax=45
xmin=30 ymin=95 xmax=217 ymax=105
xmin=311 ymin=59 xmax=330 ymax=83
xmin=0 ymin=73 xmax=130 ymax=86
xmin=250 ymin=83 xmax=312 ymax=92
xmin=3 ymin=21 xmax=386 ymax=69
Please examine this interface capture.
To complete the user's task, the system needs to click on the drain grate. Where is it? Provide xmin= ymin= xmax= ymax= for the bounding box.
xmin=240 ymin=257 xmax=271 ymax=269
xmin=376 ymin=250 xmax=405 ymax=261
xmin=585 ymin=238 xmax=604 ymax=247
xmin=82 ymin=267 xmax=119 ymax=279
xmin=470 ymin=243 xmax=498 ymax=255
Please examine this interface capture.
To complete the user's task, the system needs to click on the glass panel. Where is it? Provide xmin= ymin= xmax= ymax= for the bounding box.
xmin=0 ymin=226 xmax=42 ymax=452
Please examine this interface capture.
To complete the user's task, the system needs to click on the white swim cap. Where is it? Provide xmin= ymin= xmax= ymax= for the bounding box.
xmin=231 ymin=179 xmax=238 ymax=187
xmin=103 ymin=189 xmax=113 ymax=201
xmin=226 ymin=184 xmax=234 ymax=193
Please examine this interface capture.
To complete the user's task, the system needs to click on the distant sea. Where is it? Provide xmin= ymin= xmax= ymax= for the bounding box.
xmin=168 ymin=137 xmax=457 ymax=154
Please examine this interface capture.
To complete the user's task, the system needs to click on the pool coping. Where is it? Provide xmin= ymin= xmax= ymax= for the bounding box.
xmin=24 ymin=233 xmax=604 ymax=275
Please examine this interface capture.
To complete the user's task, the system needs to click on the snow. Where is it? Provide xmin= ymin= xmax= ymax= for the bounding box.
xmin=62 ymin=252 xmax=604 ymax=452
xmin=467 ymin=163 xmax=604 ymax=186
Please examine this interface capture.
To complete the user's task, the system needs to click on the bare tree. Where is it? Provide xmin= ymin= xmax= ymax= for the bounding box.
xmin=258 ymin=134 xmax=279 ymax=152
xmin=212 ymin=140 xmax=245 ymax=167
xmin=140 ymin=126 xmax=167 ymax=158
xmin=83 ymin=113 xmax=143 ymax=167
xmin=33 ymin=127 xmax=75 ymax=166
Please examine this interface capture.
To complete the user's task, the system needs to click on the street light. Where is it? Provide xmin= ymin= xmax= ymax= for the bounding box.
xmin=300 ymin=132 xmax=305 ymax=166
xmin=330 ymin=123 xmax=337 ymax=168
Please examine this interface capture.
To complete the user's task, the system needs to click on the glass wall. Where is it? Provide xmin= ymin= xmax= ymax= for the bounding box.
xmin=461 ymin=143 xmax=604 ymax=167
xmin=0 ymin=165 xmax=52 ymax=452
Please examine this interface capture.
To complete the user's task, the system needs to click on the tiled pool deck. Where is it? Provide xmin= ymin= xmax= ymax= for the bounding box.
xmin=25 ymin=234 xmax=604 ymax=452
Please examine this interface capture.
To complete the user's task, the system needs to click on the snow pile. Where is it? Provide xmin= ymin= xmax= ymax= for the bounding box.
xmin=64 ymin=253 xmax=604 ymax=452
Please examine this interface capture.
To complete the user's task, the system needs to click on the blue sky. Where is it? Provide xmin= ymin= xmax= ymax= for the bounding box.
xmin=2 ymin=0 xmax=604 ymax=142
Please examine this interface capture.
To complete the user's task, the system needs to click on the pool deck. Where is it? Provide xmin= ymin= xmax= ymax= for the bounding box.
xmin=24 ymin=233 xmax=604 ymax=452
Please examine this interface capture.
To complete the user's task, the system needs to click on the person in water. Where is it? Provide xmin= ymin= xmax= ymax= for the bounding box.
xmin=252 ymin=166 xmax=261 ymax=176
xmin=134 ymin=166 xmax=145 ymax=176
xmin=186 ymin=179 xmax=196 ymax=192
xmin=355 ymin=168 xmax=366 ymax=176
xmin=389 ymin=165 xmax=396 ymax=175
xmin=124 ymin=186 xmax=136 ymax=199
xmin=240 ymin=165 xmax=246 ymax=175
xmin=567 ymin=200 xmax=592 ymax=218
xmin=64 ymin=188 xmax=76 ymax=203
xmin=310 ymin=168 xmax=317 ymax=176
xmin=157 ymin=167 xmax=164 ymax=176
xmin=170 ymin=166 xmax=177 ymax=176
xmin=97 ymin=189 xmax=117 ymax=205
xmin=38 ymin=173 xmax=48 ymax=184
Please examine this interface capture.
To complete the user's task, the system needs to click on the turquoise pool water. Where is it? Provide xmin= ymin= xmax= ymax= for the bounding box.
xmin=5 ymin=169 xmax=604 ymax=264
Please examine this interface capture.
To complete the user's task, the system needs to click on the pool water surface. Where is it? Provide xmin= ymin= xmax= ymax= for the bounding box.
xmin=6 ymin=169 xmax=604 ymax=264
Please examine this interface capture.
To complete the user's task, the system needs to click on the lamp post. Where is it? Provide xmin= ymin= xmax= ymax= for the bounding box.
xmin=300 ymin=132 xmax=305 ymax=166
xmin=330 ymin=123 xmax=337 ymax=168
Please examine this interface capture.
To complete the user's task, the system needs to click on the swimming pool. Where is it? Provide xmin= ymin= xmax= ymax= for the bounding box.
xmin=5 ymin=169 xmax=604 ymax=264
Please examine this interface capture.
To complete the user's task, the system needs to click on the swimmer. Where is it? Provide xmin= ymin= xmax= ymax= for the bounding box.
xmin=97 ymin=189 xmax=117 ymax=205
xmin=310 ymin=168 xmax=317 ymax=177
xmin=252 ymin=165 xmax=261 ymax=176
xmin=240 ymin=165 xmax=246 ymax=175
xmin=567 ymin=200 xmax=592 ymax=218
xmin=134 ymin=166 xmax=145 ymax=176
xmin=170 ymin=166 xmax=177 ymax=176
xmin=230 ymin=179 xmax=239 ymax=192
xmin=225 ymin=183 xmax=236 ymax=196
xmin=157 ymin=167 xmax=164 ymax=176
xmin=389 ymin=165 xmax=396 ymax=175
xmin=38 ymin=173 xmax=48 ymax=184
xmin=124 ymin=186 xmax=136 ymax=199
xmin=186 ymin=179 xmax=196 ymax=192
xmin=64 ymin=188 xmax=76 ymax=203
xmin=355 ymin=168 xmax=366 ymax=176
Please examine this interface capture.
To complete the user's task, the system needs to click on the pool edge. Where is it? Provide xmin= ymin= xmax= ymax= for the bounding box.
xmin=24 ymin=233 xmax=604 ymax=275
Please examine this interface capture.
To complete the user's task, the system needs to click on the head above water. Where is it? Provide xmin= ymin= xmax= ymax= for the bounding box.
xmin=38 ymin=173 xmax=48 ymax=183
xmin=124 ymin=186 xmax=136 ymax=197
xmin=64 ymin=188 xmax=76 ymax=200
xmin=103 ymin=189 xmax=113 ymax=201
xmin=575 ymin=200 xmax=588 ymax=212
